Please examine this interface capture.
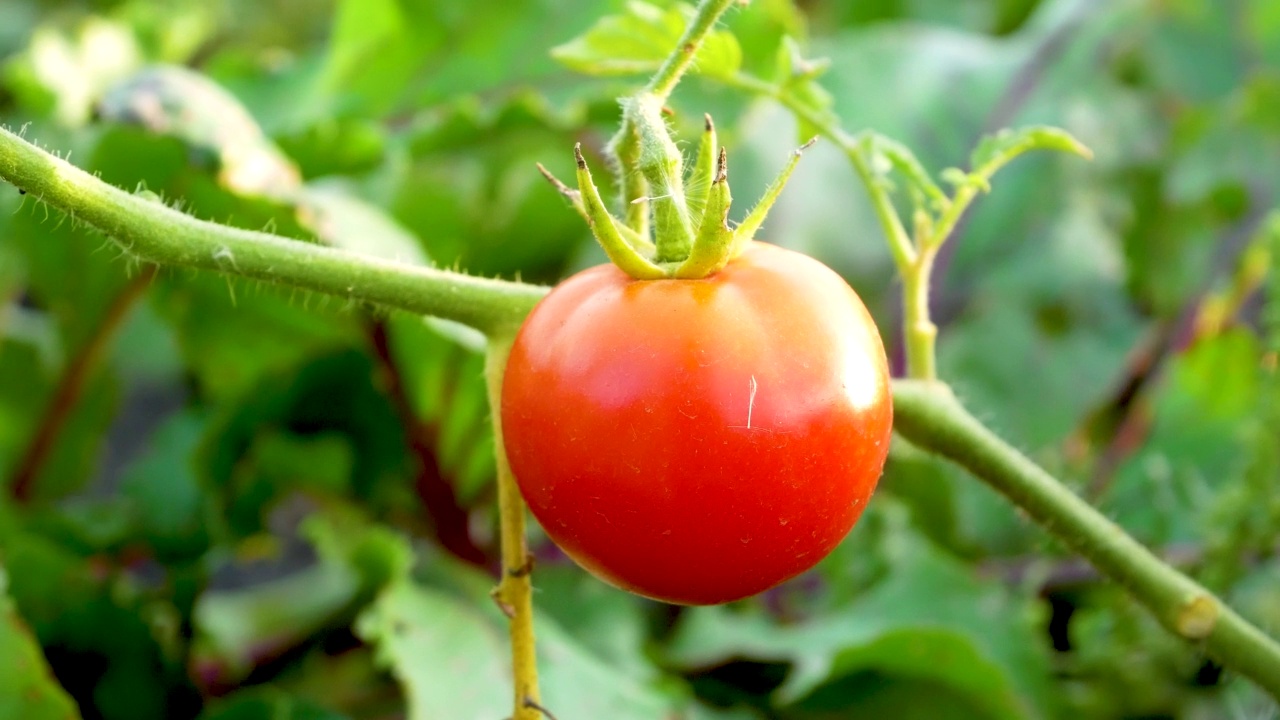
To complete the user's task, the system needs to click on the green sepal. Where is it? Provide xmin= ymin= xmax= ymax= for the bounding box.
xmin=675 ymin=147 xmax=734 ymax=279
xmin=536 ymin=162 xmax=655 ymax=255
xmin=731 ymin=138 xmax=816 ymax=256
xmin=574 ymin=144 xmax=667 ymax=280
xmin=687 ymin=114 xmax=718 ymax=224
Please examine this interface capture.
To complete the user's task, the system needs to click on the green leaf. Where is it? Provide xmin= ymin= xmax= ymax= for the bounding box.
xmin=966 ymin=126 xmax=1092 ymax=181
xmin=119 ymin=411 xmax=214 ymax=564
xmin=199 ymin=688 xmax=351 ymax=720
xmin=0 ymin=566 xmax=81 ymax=720
xmin=357 ymin=575 xmax=681 ymax=720
xmin=551 ymin=1 xmax=742 ymax=81
xmin=773 ymin=36 xmax=836 ymax=142
xmin=5 ymin=18 xmax=142 ymax=127
xmin=393 ymin=94 xmax=592 ymax=282
xmin=191 ymin=512 xmax=413 ymax=688
xmin=666 ymin=511 xmax=1055 ymax=718
xmin=200 ymin=349 xmax=410 ymax=537
xmin=98 ymin=65 xmax=301 ymax=198
xmin=384 ymin=315 xmax=494 ymax=503
xmin=296 ymin=181 xmax=428 ymax=266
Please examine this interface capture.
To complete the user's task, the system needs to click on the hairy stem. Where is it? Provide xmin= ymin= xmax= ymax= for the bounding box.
xmin=892 ymin=379 xmax=1280 ymax=701
xmin=484 ymin=337 xmax=542 ymax=720
xmin=901 ymin=249 xmax=939 ymax=381
xmin=9 ymin=265 xmax=156 ymax=501
xmin=0 ymin=126 xmax=543 ymax=337
xmin=645 ymin=0 xmax=739 ymax=101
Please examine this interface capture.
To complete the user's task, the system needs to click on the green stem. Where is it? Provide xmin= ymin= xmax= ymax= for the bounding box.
xmin=484 ymin=336 xmax=542 ymax=720
xmin=901 ymin=250 xmax=938 ymax=381
xmin=645 ymin=0 xmax=739 ymax=101
xmin=892 ymin=379 xmax=1280 ymax=702
xmin=722 ymin=73 xmax=932 ymax=375
xmin=0 ymin=126 xmax=542 ymax=336
xmin=721 ymin=74 xmax=917 ymax=274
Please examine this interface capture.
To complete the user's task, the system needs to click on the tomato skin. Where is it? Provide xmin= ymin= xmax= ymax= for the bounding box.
xmin=500 ymin=242 xmax=892 ymax=605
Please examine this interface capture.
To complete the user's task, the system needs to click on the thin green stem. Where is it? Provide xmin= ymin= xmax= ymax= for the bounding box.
xmin=901 ymin=251 xmax=938 ymax=381
xmin=929 ymin=183 xmax=980 ymax=253
xmin=892 ymin=379 xmax=1280 ymax=702
xmin=0 ymin=126 xmax=543 ymax=336
xmin=485 ymin=337 xmax=542 ymax=720
xmin=722 ymin=73 xmax=916 ymax=274
xmin=722 ymin=73 xmax=931 ymax=376
xmin=645 ymin=0 xmax=738 ymax=101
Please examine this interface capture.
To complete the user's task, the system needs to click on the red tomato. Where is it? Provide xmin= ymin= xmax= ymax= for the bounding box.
xmin=500 ymin=242 xmax=893 ymax=605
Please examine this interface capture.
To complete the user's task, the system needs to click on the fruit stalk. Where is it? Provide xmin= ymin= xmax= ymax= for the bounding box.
xmin=485 ymin=338 xmax=543 ymax=719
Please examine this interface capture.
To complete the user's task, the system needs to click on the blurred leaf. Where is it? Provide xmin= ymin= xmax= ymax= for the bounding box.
xmin=1107 ymin=329 xmax=1261 ymax=545
xmin=192 ymin=512 xmax=412 ymax=689
xmin=199 ymin=688 xmax=351 ymax=720
xmin=150 ymin=275 xmax=360 ymax=402
xmin=392 ymin=94 xmax=592 ymax=281
xmin=119 ymin=411 xmax=214 ymax=564
xmin=357 ymin=574 xmax=681 ymax=720
xmin=384 ymin=315 xmax=493 ymax=503
xmin=552 ymin=1 xmax=742 ymax=80
xmin=98 ymin=65 xmax=301 ymax=197
xmin=276 ymin=119 xmax=387 ymax=180
xmin=296 ymin=181 xmax=429 ymax=265
xmin=201 ymin=350 xmax=409 ymax=537
xmin=4 ymin=18 xmax=142 ymax=126
xmin=0 ymin=566 xmax=81 ymax=720
xmin=772 ymin=36 xmax=836 ymax=143
xmin=2 ymin=531 xmax=197 ymax=720
xmin=667 ymin=511 xmax=1055 ymax=719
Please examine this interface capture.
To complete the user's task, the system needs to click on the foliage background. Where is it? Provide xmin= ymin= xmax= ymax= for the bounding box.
xmin=1 ymin=0 xmax=1278 ymax=718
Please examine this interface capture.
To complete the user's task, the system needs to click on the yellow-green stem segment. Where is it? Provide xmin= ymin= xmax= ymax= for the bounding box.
xmin=485 ymin=337 xmax=543 ymax=720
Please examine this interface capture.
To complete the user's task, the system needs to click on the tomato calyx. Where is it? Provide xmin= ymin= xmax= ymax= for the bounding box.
xmin=538 ymin=104 xmax=816 ymax=281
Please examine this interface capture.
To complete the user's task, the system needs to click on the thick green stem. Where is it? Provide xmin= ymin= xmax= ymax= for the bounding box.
xmin=0 ymin=125 xmax=542 ymax=336
xmin=892 ymin=380 xmax=1280 ymax=702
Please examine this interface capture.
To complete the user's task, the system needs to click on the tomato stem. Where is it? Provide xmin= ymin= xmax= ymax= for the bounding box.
xmin=485 ymin=337 xmax=544 ymax=720
xmin=628 ymin=95 xmax=696 ymax=263
xmin=893 ymin=379 xmax=1280 ymax=703
xmin=0 ymin=126 xmax=544 ymax=336
xmin=645 ymin=0 xmax=739 ymax=102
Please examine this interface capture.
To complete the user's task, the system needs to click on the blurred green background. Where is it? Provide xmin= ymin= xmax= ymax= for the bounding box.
xmin=1 ymin=0 xmax=1278 ymax=718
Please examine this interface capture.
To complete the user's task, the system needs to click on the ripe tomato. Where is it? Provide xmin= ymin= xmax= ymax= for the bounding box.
xmin=500 ymin=242 xmax=892 ymax=605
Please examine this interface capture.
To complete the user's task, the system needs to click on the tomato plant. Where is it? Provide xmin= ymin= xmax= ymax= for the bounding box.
xmin=502 ymin=242 xmax=892 ymax=604
xmin=4 ymin=0 xmax=1280 ymax=718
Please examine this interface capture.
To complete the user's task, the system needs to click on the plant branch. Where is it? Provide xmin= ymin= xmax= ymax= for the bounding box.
xmin=892 ymin=379 xmax=1280 ymax=701
xmin=484 ymin=337 xmax=541 ymax=720
xmin=723 ymin=73 xmax=917 ymax=275
xmin=0 ymin=126 xmax=543 ymax=337
xmin=9 ymin=265 xmax=156 ymax=502
xmin=645 ymin=0 xmax=739 ymax=101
